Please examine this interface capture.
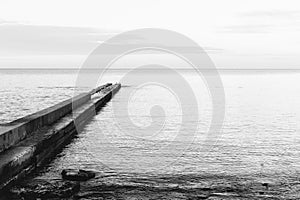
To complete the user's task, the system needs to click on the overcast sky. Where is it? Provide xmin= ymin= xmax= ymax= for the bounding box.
xmin=0 ymin=0 xmax=300 ymax=69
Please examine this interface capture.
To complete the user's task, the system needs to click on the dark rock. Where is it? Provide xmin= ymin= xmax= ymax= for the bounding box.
xmin=201 ymin=187 xmax=212 ymax=191
xmin=188 ymin=194 xmax=210 ymax=199
xmin=262 ymin=182 xmax=269 ymax=189
xmin=10 ymin=180 xmax=80 ymax=199
xmin=61 ymin=169 xmax=96 ymax=181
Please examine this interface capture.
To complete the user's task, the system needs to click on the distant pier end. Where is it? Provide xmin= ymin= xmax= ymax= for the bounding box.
xmin=0 ymin=83 xmax=121 ymax=190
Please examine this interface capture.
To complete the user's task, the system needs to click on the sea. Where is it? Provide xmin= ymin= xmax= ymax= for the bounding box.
xmin=1 ymin=68 xmax=300 ymax=199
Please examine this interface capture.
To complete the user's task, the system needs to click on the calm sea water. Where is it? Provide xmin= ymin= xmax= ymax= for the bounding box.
xmin=1 ymin=69 xmax=300 ymax=198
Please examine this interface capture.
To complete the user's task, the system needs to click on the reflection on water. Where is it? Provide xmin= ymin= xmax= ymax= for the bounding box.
xmin=1 ymin=69 xmax=300 ymax=199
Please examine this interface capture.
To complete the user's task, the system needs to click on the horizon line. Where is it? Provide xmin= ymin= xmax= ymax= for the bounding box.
xmin=1 ymin=68 xmax=300 ymax=71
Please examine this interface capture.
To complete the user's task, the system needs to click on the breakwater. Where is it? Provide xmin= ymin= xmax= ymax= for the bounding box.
xmin=0 ymin=83 xmax=121 ymax=190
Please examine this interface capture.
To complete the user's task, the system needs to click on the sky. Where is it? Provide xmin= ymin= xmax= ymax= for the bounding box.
xmin=0 ymin=0 xmax=300 ymax=69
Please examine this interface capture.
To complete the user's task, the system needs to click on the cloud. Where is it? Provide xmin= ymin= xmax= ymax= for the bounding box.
xmin=0 ymin=23 xmax=119 ymax=56
xmin=95 ymin=43 xmax=223 ymax=54
xmin=241 ymin=10 xmax=300 ymax=18
xmin=220 ymin=10 xmax=300 ymax=34
xmin=0 ymin=23 xmax=223 ymax=58
xmin=0 ymin=19 xmax=17 ymax=25
xmin=98 ymin=32 xmax=224 ymax=54
xmin=221 ymin=24 xmax=273 ymax=34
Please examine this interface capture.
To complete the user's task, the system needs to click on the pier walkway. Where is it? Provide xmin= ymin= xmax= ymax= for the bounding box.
xmin=0 ymin=83 xmax=121 ymax=190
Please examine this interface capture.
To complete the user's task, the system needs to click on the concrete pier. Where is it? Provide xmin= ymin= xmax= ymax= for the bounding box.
xmin=0 ymin=83 xmax=121 ymax=190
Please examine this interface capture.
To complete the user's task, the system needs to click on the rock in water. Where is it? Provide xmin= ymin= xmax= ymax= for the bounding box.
xmin=61 ymin=169 xmax=96 ymax=181
xmin=262 ymin=182 xmax=269 ymax=190
xmin=10 ymin=180 xmax=80 ymax=199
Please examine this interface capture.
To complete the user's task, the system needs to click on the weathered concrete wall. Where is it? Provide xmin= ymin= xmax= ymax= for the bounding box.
xmin=89 ymin=83 xmax=112 ymax=95
xmin=0 ymin=83 xmax=121 ymax=191
xmin=0 ymin=93 xmax=91 ymax=153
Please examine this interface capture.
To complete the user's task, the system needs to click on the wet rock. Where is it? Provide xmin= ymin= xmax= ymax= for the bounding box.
xmin=61 ymin=169 xmax=96 ymax=181
xmin=10 ymin=180 xmax=80 ymax=199
xmin=188 ymin=194 xmax=210 ymax=199
xmin=262 ymin=182 xmax=269 ymax=190
xmin=74 ymin=191 xmax=105 ymax=200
